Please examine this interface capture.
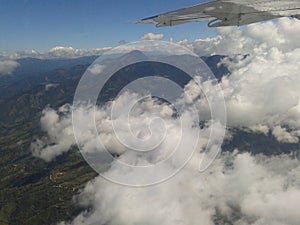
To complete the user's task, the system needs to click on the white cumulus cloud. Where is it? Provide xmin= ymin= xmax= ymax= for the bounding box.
xmin=183 ymin=18 xmax=300 ymax=143
xmin=139 ymin=33 xmax=165 ymax=41
xmin=31 ymin=18 xmax=300 ymax=225
xmin=189 ymin=18 xmax=300 ymax=56
xmin=58 ymin=152 xmax=300 ymax=225
xmin=31 ymin=105 xmax=75 ymax=162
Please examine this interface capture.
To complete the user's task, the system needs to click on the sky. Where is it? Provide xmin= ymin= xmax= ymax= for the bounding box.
xmin=0 ymin=0 xmax=213 ymax=53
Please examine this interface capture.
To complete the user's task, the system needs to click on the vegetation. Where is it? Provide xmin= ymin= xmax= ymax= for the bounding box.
xmin=0 ymin=58 xmax=97 ymax=225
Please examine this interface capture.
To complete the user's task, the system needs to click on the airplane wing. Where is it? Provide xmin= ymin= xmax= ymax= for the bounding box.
xmin=136 ymin=2 xmax=217 ymax=27
xmin=136 ymin=0 xmax=300 ymax=28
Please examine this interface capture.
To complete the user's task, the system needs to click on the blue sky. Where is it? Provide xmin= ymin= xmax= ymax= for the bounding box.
xmin=0 ymin=0 xmax=214 ymax=52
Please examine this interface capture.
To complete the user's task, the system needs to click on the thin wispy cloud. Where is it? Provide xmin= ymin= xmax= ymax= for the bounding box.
xmin=0 ymin=60 xmax=19 ymax=75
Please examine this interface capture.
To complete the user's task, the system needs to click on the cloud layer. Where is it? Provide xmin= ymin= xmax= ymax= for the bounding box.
xmin=60 ymin=152 xmax=300 ymax=225
xmin=189 ymin=18 xmax=300 ymax=143
xmin=0 ymin=46 xmax=112 ymax=60
xmin=0 ymin=33 xmax=165 ymax=60
xmin=30 ymin=18 xmax=300 ymax=225
xmin=187 ymin=18 xmax=300 ymax=56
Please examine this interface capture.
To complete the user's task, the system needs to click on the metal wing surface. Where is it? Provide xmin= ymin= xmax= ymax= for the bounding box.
xmin=136 ymin=0 xmax=300 ymax=28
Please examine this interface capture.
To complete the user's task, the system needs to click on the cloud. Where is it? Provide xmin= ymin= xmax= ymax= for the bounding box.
xmin=272 ymin=126 xmax=299 ymax=143
xmin=0 ymin=47 xmax=112 ymax=60
xmin=47 ymin=46 xmax=111 ymax=58
xmin=36 ymin=99 xmax=297 ymax=225
xmin=219 ymin=50 xmax=300 ymax=140
xmin=180 ymin=18 xmax=300 ymax=143
xmin=45 ymin=83 xmax=59 ymax=91
xmin=0 ymin=60 xmax=19 ymax=75
xmin=34 ymin=82 xmax=300 ymax=225
xmin=189 ymin=18 xmax=300 ymax=56
xmin=0 ymin=33 xmax=164 ymax=60
xmin=139 ymin=33 xmax=164 ymax=41
xmin=31 ymin=105 xmax=75 ymax=162
xmin=58 ymin=152 xmax=300 ymax=225
xmin=31 ymin=85 xmax=216 ymax=164
xmin=87 ymin=64 xmax=106 ymax=75
xmin=32 ymin=18 xmax=300 ymax=225
xmin=48 ymin=46 xmax=78 ymax=58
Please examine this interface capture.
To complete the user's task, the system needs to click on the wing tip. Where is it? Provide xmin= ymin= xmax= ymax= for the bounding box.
xmin=134 ymin=15 xmax=161 ymax=25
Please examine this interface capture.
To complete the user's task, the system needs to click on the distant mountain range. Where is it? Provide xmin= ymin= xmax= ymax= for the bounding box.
xmin=0 ymin=54 xmax=228 ymax=99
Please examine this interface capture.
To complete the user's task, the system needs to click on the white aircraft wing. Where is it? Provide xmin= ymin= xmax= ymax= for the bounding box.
xmin=136 ymin=2 xmax=217 ymax=27
xmin=136 ymin=0 xmax=300 ymax=28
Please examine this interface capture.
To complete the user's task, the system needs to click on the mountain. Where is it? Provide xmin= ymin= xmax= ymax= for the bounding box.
xmin=0 ymin=56 xmax=98 ymax=99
